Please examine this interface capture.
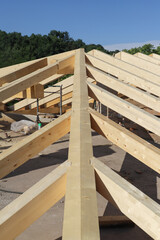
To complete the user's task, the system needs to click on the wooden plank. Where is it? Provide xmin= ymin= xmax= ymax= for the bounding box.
xmin=0 ymin=161 xmax=70 ymax=240
xmin=99 ymin=216 xmax=134 ymax=227
xmin=88 ymin=81 xmax=160 ymax=136
xmin=89 ymin=108 xmax=160 ymax=173
xmin=12 ymin=105 xmax=71 ymax=115
xmin=10 ymin=76 xmax=74 ymax=110
xmin=86 ymin=53 xmax=160 ymax=97
xmin=115 ymin=51 xmax=160 ymax=76
xmin=0 ymin=54 xmax=75 ymax=102
xmin=3 ymin=74 xmax=64 ymax=104
xmin=89 ymin=49 xmax=160 ymax=85
xmin=0 ymin=58 xmax=48 ymax=87
xmin=150 ymin=53 xmax=160 ymax=60
xmin=135 ymin=52 xmax=160 ymax=65
xmin=63 ymin=49 xmax=100 ymax=240
xmin=91 ymin=157 xmax=160 ymax=239
xmin=87 ymin=65 xmax=160 ymax=112
xmin=0 ymin=110 xmax=71 ymax=179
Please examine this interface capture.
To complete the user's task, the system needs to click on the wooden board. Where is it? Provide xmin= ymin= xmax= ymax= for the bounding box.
xmin=62 ymin=49 xmax=100 ymax=240
xmin=91 ymin=157 xmax=160 ymax=240
xmin=0 ymin=110 xmax=71 ymax=179
xmin=0 ymin=161 xmax=70 ymax=240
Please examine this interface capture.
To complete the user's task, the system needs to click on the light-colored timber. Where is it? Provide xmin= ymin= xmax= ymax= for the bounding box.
xmin=0 ymin=54 xmax=75 ymax=102
xmin=86 ymin=53 xmax=160 ymax=97
xmin=0 ymin=161 xmax=70 ymax=240
xmin=87 ymin=65 xmax=160 ymax=112
xmin=0 ymin=111 xmax=71 ymax=179
xmin=115 ymin=51 xmax=160 ymax=75
xmin=88 ymin=81 xmax=160 ymax=136
xmin=89 ymin=49 xmax=160 ymax=85
xmin=62 ymin=49 xmax=100 ymax=240
xmin=89 ymin=108 xmax=160 ymax=173
xmin=135 ymin=52 xmax=160 ymax=65
xmin=0 ymin=48 xmax=160 ymax=239
xmin=91 ymin=157 xmax=160 ymax=240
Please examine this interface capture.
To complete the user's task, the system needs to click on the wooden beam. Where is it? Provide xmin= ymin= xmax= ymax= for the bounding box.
xmin=0 ymin=161 xmax=70 ymax=240
xmin=0 ymin=54 xmax=75 ymax=102
xmin=91 ymin=157 xmax=160 ymax=239
xmin=89 ymin=108 xmax=160 ymax=174
xmin=0 ymin=110 xmax=71 ymax=179
xmin=0 ymin=58 xmax=48 ymax=87
xmin=135 ymin=52 xmax=160 ymax=65
xmin=88 ymin=81 xmax=160 ymax=136
xmin=11 ymin=105 xmax=71 ymax=115
xmin=86 ymin=65 xmax=160 ymax=112
xmin=89 ymin=49 xmax=160 ymax=85
xmin=115 ymin=51 xmax=160 ymax=76
xmin=99 ymin=216 xmax=134 ymax=227
xmin=3 ymin=74 xmax=64 ymax=104
xmin=86 ymin=53 xmax=160 ymax=97
xmin=11 ymin=76 xmax=74 ymax=110
xmin=150 ymin=53 xmax=160 ymax=60
xmin=62 ymin=49 xmax=100 ymax=239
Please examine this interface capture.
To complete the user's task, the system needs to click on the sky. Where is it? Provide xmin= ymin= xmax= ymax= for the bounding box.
xmin=0 ymin=0 xmax=160 ymax=50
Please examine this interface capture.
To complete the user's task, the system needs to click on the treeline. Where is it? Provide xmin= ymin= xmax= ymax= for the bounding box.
xmin=0 ymin=30 xmax=160 ymax=68
xmin=123 ymin=43 xmax=160 ymax=55
xmin=0 ymin=30 xmax=114 ymax=68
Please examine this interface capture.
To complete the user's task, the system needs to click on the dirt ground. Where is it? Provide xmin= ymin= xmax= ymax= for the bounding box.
xmin=0 ymin=116 xmax=160 ymax=240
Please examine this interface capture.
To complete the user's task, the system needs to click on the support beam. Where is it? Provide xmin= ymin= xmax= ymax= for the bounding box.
xmin=99 ymin=216 xmax=134 ymax=227
xmin=89 ymin=49 xmax=160 ymax=85
xmin=115 ymin=51 xmax=160 ymax=76
xmin=91 ymin=157 xmax=160 ymax=240
xmin=63 ymin=49 xmax=100 ymax=240
xmin=86 ymin=53 xmax=160 ymax=97
xmin=89 ymin=108 xmax=160 ymax=174
xmin=150 ymin=53 xmax=160 ymax=60
xmin=0 ymin=58 xmax=48 ymax=86
xmin=11 ymin=76 xmax=74 ymax=110
xmin=0 ymin=111 xmax=71 ymax=179
xmin=0 ymin=161 xmax=70 ymax=240
xmin=3 ymin=73 xmax=64 ymax=104
xmin=135 ymin=52 xmax=160 ymax=65
xmin=0 ymin=54 xmax=75 ymax=102
xmin=88 ymin=81 xmax=160 ymax=136
xmin=87 ymin=65 xmax=160 ymax=112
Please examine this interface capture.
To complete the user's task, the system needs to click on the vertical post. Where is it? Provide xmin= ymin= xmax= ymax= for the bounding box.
xmin=60 ymin=85 xmax=62 ymax=115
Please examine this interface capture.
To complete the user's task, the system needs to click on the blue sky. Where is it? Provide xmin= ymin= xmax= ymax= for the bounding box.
xmin=0 ymin=0 xmax=160 ymax=50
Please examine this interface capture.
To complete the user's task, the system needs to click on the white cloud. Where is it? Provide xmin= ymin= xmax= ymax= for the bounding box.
xmin=104 ymin=40 xmax=160 ymax=51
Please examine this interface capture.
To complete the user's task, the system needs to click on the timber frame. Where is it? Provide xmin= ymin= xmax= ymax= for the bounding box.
xmin=0 ymin=48 xmax=160 ymax=239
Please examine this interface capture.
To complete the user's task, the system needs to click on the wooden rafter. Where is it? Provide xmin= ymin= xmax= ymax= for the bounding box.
xmin=86 ymin=53 xmax=160 ymax=97
xmin=88 ymin=80 xmax=160 ymax=136
xmin=89 ymin=49 xmax=160 ymax=85
xmin=0 ymin=48 xmax=160 ymax=239
xmin=0 ymin=54 xmax=75 ymax=102
xmin=91 ymin=157 xmax=160 ymax=240
xmin=0 ymin=161 xmax=70 ymax=240
xmin=116 ymin=51 xmax=160 ymax=75
xmin=89 ymin=108 xmax=160 ymax=174
xmin=87 ymin=65 xmax=160 ymax=112
xmin=0 ymin=110 xmax=71 ymax=179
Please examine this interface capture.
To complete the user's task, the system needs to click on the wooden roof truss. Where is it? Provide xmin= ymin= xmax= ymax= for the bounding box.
xmin=0 ymin=49 xmax=160 ymax=239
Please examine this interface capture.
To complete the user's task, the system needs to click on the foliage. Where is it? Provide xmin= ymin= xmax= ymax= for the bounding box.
xmin=0 ymin=30 xmax=110 ymax=68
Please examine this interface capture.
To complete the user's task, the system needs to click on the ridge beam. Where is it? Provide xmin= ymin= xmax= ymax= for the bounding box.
xmin=62 ymin=49 xmax=100 ymax=240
